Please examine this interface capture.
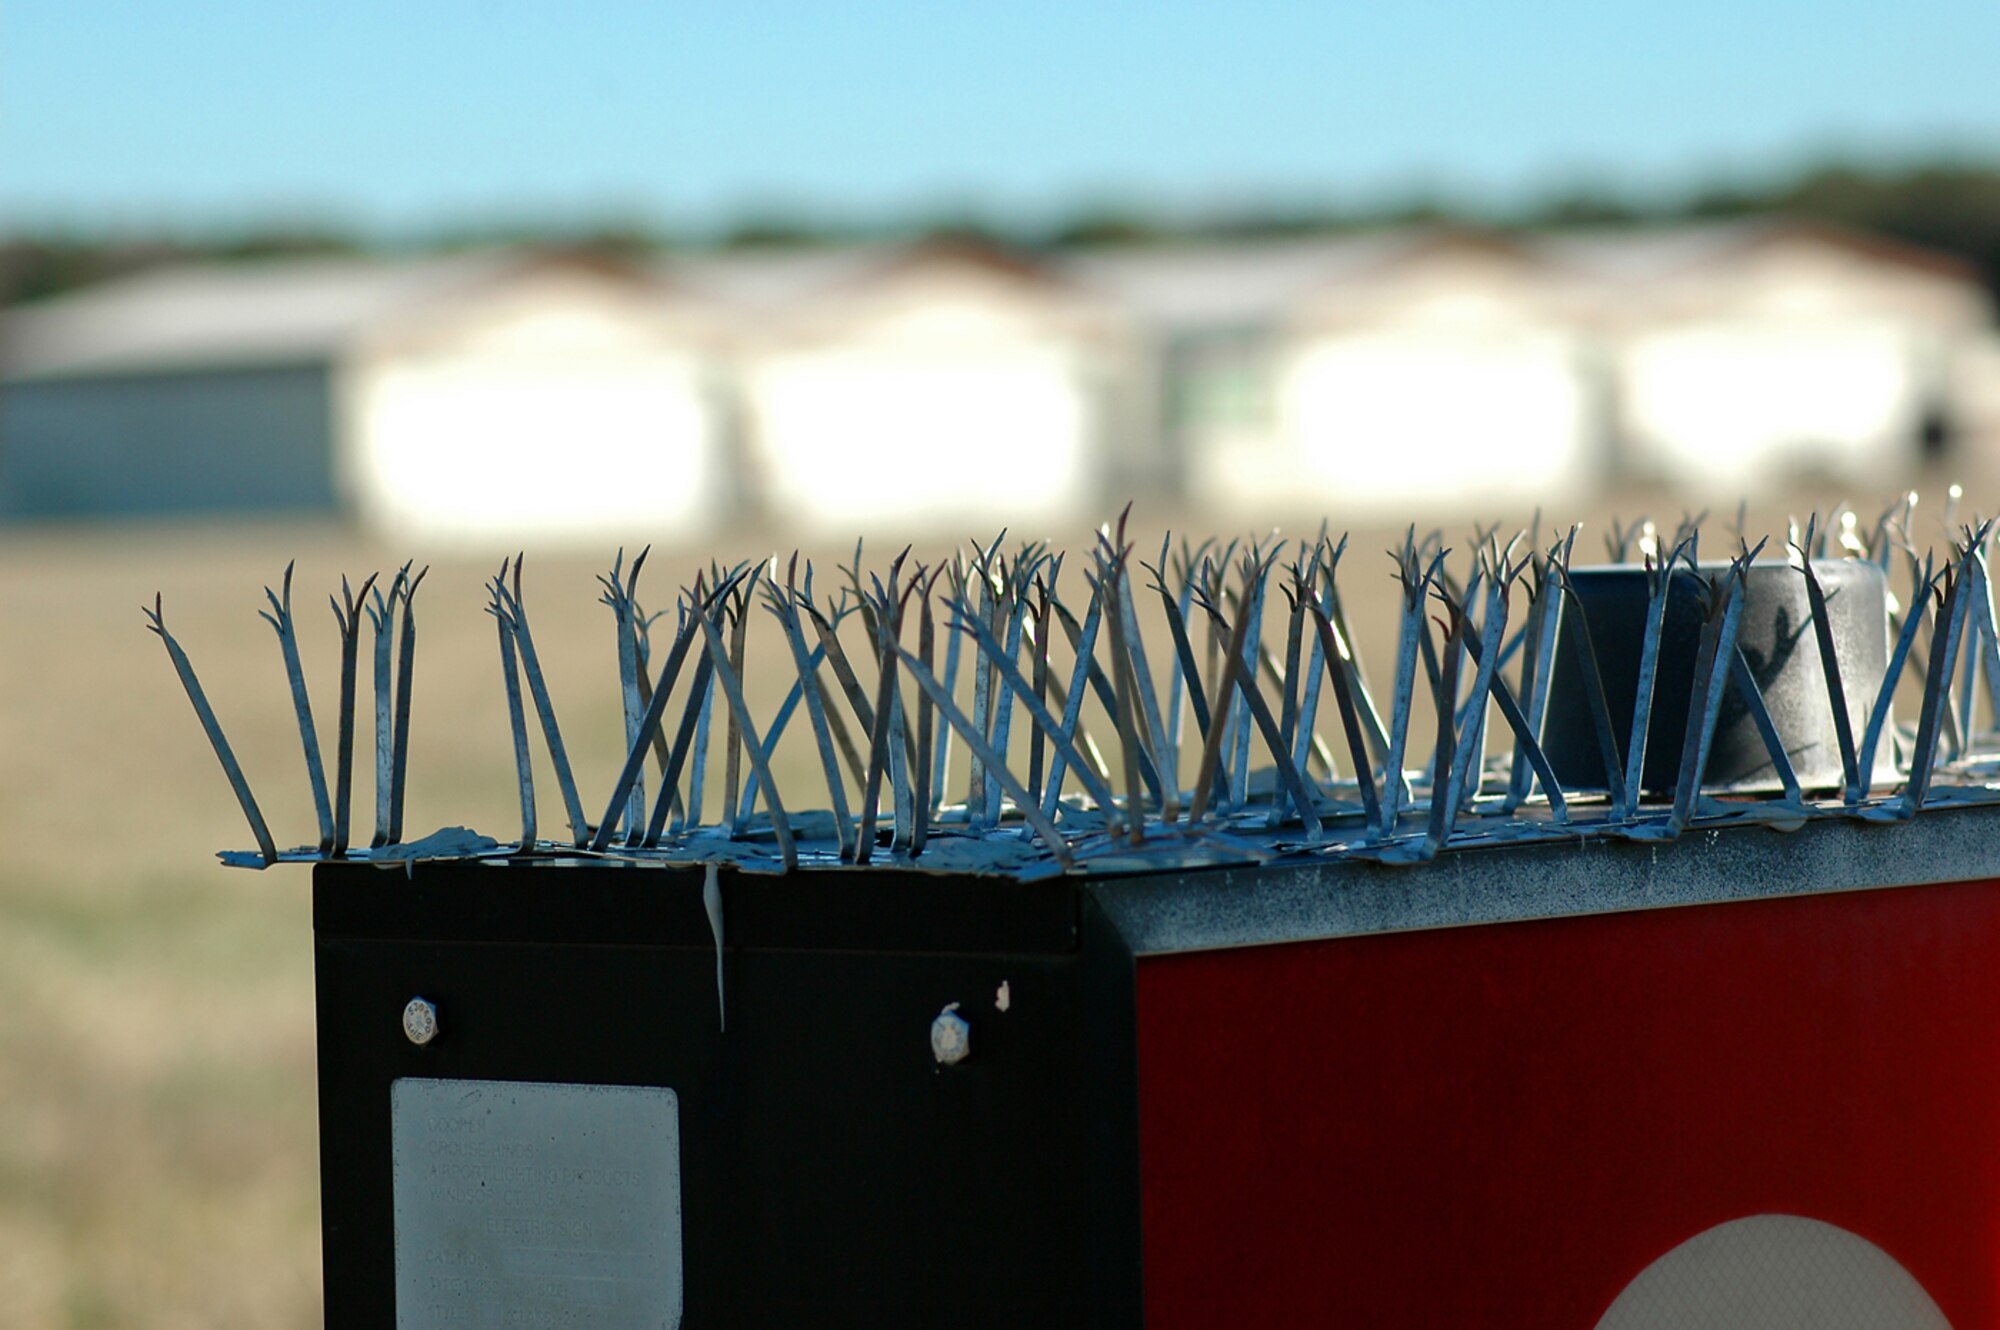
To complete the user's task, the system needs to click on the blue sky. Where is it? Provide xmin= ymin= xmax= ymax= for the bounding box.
xmin=4 ymin=0 xmax=1997 ymax=235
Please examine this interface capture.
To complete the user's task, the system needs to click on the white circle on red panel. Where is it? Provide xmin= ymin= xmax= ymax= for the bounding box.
xmin=1595 ymin=1214 xmax=1949 ymax=1329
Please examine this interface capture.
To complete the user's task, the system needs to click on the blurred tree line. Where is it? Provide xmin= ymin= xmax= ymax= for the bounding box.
xmin=1044 ymin=159 xmax=2000 ymax=304
xmin=6 ymin=158 xmax=2000 ymax=311
xmin=1540 ymin=160 xmax=2000 ymax=296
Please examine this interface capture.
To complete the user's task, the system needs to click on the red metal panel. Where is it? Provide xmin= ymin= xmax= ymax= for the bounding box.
xmin=1136 ymin=878 xmax=2000 ymax=1327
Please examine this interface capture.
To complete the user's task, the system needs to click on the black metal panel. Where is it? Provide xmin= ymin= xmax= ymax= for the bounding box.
xmin=314 ymin=860 xmax=1142 ymax=1329
xmin=314 ymin=858 xmax=1084 ymax=954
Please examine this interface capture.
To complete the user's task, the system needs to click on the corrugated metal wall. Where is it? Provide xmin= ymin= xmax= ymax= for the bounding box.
xmin=0 ymin=363 xmax=336 ymax=517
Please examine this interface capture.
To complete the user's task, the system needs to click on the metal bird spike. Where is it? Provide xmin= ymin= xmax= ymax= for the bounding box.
xmin=1220 ymin=587 xmax=1323 ymax=835
xmin=259 ymin=561 xmax=334 ymax=853
xmin=486 ymin=563 xmax=536 ymax=849
xmin=1310 ymin=532 xmax=1373 ymax=775
xmin=1039 ymin=571 xmax=1107 ymax=825
xmin=646 ymin=574 xmax=723 ymax=845
xmin=1445 ymin=537 xmax=1517 ymax=813
xmin=764 ymin=555 xmax=856 ymax=859
xmin=1105 ymin=516 xmax=1174 ymax=824
xmin=1856 ymin=547 xmax=1937 ymax=791
xmin=1449 ymin=575 xmax=1570 ymax=829
xmin=676 ymin=560 xmax=754 ymax=835
xmin=1401 ymin=576 xmax=1468 ymax=862
xmin=1789 ymin=517 xmax=1862 ymax=801
xmin=1297 ymin=565 xmax=1383 ymax=833
xmin=387 ymin=566 xmax=428 ymax=845
xmin=328 ymin=571 xmax=379 ymax=857
xmin=1964 ymin=525 xmax=2000 ymax=739
xmin=860 ymin=548 xmax=920 ymax=840
xmin=854 ymin=548 xmax=912 ymax=863
xmin=930 ymin=549 xmax=967 ymax=816
xmin=885 ymin=568 xmax=920 ymax=852
xmin=892 ymin=639 xmax=1073 ymax=868
xmin=631 ymin=598 xmax=675 ymax=781
xmin=1187 ymin=548 xmax=1320 ymax=837
xmin=170 ymin=492 xmax=2000 ymax=879
xmin=146 ymin=595 xmax=278 ymax=866
xmin=1170 ymin=539 xmax=1210 ymax=762
xmin=983 ymin=546 xmax=1045 ymax=828
xmin=496 ymin=556 xmax=588 ymax=845
xmin=1050 ymin=578 xmax=1164 ymax=810
xmin=1025 ymin=558 xmax=1061 ymax=804
xmin=717 ymin=561 xmax=768 ymax=838
xmin=911 ymin=564 xmax=947 ymax=854
xmin=1616 ymin=532 xmax=1697 ymax=819
xmin=591 ymin=564 xmax=745 ymax=852
xmin=1449 ymin=552 xmax=1518 ymax=816
xmin=943 ymin=578 xmax=1121 ymax=830
xmin=693 ymin=586 xmax=796 ymax=871
xmin=642 ymin=602 xmax=718 ymax=847
xmin=794 ymin=567 xmax=882 ymax=756
xmin=732 ymin=603 xmax=824 ymax=828
xmin=1431 ymin=562 xmax=1485 ymax=821
xmin=1093 ymin=525 xmax=1147 ymax=843
xmin=1666 ymin=541 xmax=1765 ymax=834
xmin=1277 ymin=540 xmax=1321 ymax=787
xmin=791 ymin=566 xmax=869 ymax=788
xmin=963 ymin=533 xmax=1005 ymax=826
xmin=598 ymin=546 xmax=653 ymax=840
xmin=1143 ymin=541 xmax=1228 ymax=812
xmin=1501 ymin=540 xmax=1564 ymax=813
xmin=1899 ymin=553 xmax=1972 ymax=816
xmin=1380 ymin=532 xmax=1447 ymax=830
xmin=1729 ymin=640 xmax=1803 ymax=809
xmin=1223 ymin=537 xmax=1282 ymax=813
xmin=1549 ymin=529 xmax=1628 ymax=812
xmin=365 ymin=563 xmax=409 ymax=848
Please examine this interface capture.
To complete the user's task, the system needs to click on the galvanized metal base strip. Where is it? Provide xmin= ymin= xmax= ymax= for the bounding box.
xmin=1090 ymin=800 xmax=2000 ymax=955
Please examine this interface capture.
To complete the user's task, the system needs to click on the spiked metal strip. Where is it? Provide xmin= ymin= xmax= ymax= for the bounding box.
xmin=160 ymin=496 xmax=2000 ymax=878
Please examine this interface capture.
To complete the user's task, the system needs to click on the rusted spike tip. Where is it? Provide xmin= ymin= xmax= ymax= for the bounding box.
xmin=896 ymin=566 xmax=927 ymax=617
xmin=329 ymin=572 xmax=380 ymax=633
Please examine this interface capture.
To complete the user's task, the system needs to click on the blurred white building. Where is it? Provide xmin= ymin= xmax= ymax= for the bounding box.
xmin=673 ymin=239 xmax=1142 ymax=533
xmin=1266 ymin=233 xmax=1597 ymax=513
xmin=1071 ymin=221 xmax=1992 ymax=516
xmin=1542 ymin=222 xmax=1990 ymax=491
xmin=1069 ymin=230 xmax=1604 ymax=518
xmin=1950 ymin=332 xmax=2000 ymax=453
xmin=0 ymin=223 xmax=1991 ymax=534
xmin=0 ymin=253 xmax=731 ymax=542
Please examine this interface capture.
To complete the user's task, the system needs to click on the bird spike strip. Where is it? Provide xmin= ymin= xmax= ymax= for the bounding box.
xmin=150 ymin=496 xmax=2000 ymax=881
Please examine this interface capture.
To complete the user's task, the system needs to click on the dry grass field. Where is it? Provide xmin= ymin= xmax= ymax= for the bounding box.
xmin=0 ymin=476 xmax=1982 ymax=1326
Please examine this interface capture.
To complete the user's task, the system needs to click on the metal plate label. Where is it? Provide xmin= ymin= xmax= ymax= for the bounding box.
xmin=391 ymin=1078 xmax=682 ymax=1329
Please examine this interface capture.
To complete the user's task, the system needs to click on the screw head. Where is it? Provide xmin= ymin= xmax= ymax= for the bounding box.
xmin=931 ymin=1004 xmax=970 ymax=1066
xmin=402 ymin=997 xmax=438 ymax=1046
